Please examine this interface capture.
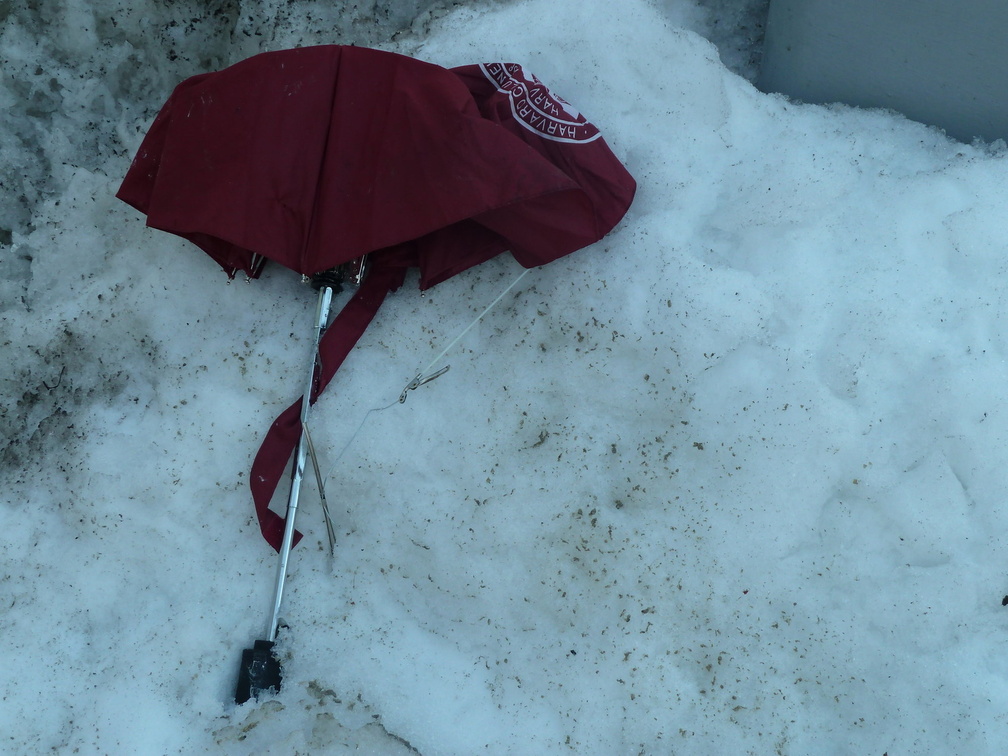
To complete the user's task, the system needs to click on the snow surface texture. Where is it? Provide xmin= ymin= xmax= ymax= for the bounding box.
xmin=3 ymin=0 xmax=1008 ymax=753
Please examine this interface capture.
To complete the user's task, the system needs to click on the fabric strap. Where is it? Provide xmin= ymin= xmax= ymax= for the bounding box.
xmin=249 ymin=262 xmax=406 ymax=551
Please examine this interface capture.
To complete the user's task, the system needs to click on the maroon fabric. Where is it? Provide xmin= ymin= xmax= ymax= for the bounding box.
xmin=250 ymin=261 xmax=407 ymax=550
xmin=117 ymin=46 xmax=635 ymax=550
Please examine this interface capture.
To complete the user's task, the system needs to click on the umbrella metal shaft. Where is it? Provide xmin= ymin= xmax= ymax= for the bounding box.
xmin=266 ymin=284 xmax=334 ymax=642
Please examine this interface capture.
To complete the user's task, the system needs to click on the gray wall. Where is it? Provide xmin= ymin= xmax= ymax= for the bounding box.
xmin=758 ymin=0 xmax=1008 ymax=143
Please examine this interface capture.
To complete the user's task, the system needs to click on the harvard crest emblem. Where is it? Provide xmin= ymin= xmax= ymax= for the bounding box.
xmin=479 ymin=62 xmax=602 ymax=144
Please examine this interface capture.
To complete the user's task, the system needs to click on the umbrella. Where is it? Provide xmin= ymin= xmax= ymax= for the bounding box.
xmin=117 ymin=45 xmax=635 ymax=703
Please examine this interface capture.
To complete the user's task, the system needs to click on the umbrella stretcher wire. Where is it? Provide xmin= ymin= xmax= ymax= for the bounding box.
xmin=309 ymin=266 xmax=534 ymax=533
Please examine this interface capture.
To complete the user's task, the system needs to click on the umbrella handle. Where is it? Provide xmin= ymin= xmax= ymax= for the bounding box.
xmin=266 ymin=284 xmax=335 ymax=642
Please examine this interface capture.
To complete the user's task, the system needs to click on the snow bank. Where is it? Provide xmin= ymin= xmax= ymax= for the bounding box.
xmin=3 ymin=0 xmax=1008 ymax=753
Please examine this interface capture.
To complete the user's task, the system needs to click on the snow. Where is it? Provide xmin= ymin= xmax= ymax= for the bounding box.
xmin=3 ymin=0 xmax=1008 ymax=753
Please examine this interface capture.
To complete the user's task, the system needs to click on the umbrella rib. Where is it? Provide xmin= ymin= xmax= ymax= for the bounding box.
xmin=400 ymin=267 xmax=532 ymax=403
xmin=301 ymin=421 xmax=336 ymax=556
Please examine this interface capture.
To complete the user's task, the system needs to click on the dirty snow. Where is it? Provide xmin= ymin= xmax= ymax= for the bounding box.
xmin=3 ymin=0 xmax=1008 ymax=753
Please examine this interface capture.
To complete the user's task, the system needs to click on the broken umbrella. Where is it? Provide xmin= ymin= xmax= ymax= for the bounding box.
xmin=116 ymin=44 xmax=635 ymax=703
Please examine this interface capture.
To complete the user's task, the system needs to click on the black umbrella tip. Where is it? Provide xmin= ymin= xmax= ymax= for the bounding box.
xmin=235 ymin=639 xmax=282 ymax=704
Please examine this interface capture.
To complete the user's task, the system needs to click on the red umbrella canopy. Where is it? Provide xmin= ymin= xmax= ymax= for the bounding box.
xmin=118 ymin=46 xmax=634 ymax=288
xmin=118 ymin=46 xmax=635 ymax=549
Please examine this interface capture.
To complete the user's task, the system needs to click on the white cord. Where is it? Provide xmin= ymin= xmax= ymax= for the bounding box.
xmin=321 ymin=399 xmax=399 ymax=487
xmin=322 ymin=265 xmax=534 ymax=487
xmin=412 ymin=267 xmax=531 ymax=385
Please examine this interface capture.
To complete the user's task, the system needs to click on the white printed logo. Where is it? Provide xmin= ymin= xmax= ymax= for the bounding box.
xmin=479 ymin=63 xmax=601 ymax=144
